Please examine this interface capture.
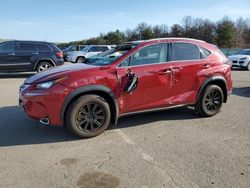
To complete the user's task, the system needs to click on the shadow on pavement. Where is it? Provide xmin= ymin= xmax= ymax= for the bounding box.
xmin=0 ymin=105 xmax=198 ymax=147
xmin=0 ymin=72 xmax=35 ymax=79
xmin=113 ymin=106 xmax=198 ymax=129
xmin=0 ymin=106 xmax=77 ymax=147
xmin=232 ymin=87 xmax=250 ymax=98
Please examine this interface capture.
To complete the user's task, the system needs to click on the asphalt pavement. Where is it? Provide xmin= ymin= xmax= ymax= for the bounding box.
xmin=0 ymin=69 xmax=249 ymax=188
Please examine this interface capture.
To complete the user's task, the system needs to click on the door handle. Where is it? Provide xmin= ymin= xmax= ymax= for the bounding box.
xmin=202 ymin=64 xmax=211 ymax=69
xmin=32 ymin=52 xmax=39 ymax=55
xmin=158 ymin=69 xmax=172 ymax=75
xmin=8 ymin=53 xmax=15 ymax=56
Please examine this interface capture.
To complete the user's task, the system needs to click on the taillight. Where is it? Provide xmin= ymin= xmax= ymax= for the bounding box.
xmin=56 ymin=51 xmax=63 ymax=58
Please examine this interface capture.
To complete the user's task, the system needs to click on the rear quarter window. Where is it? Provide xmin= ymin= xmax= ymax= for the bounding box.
xmin=200 ymin=47 xmax=211 ymax=58
xmin=36 ymin=43 xmax=52 ymax=52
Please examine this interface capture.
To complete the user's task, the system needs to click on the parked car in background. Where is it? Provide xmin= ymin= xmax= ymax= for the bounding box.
xmin=66 ymin=45 xmax=114 ymax=63
xmin=19 ymin=38 xmax=232 ymax=138
xmin=62 ymin=45 xmax=86 ymax=61
xmin=0 ymin=41 xmax=64 ymax=72
xmin=228 ymin=49 xmax=250 ymax=70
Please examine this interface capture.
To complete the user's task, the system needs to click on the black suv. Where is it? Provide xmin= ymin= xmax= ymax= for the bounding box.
xmin=0 ymin=41 xmax=64 ymax=72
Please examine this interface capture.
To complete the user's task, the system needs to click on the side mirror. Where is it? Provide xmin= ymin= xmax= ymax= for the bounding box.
xmin=124 ymin=70 xmax=138 ymax=93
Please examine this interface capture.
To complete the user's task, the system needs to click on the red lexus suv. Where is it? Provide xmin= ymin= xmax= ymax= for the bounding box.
xmin=19 ymin=38 xmax=233 ymax=138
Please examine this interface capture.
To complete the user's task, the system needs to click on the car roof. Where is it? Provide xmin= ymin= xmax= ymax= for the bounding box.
xmin=127 ymin=37 xmax=206 ymax=45
xmin=3 ymin=40 xmax=53 ymax=44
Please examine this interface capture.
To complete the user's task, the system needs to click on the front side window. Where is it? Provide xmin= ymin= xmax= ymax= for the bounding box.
xmin=0 ymin=42 xmax=16 ymax=52
xmin=129 ymin=43 xmax=168 ymax=66
xmin=173 ymin=42 xmax=201 ymax=61
xmin=19 ymin=43 xmax=36 ymax=52
xmin=89 ymin=47 xmax=99 ymax=52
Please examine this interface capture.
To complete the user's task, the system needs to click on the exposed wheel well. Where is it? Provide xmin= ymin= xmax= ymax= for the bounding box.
xmin=76 ymin=56 xmax=85 ymax=62
xmin=35 ymin=60 xmax=55 ymax=71
xmin=63 ymin=90 xmax=117 ymax=125
xmin=198 ymin=79 xmax=228 ymax=103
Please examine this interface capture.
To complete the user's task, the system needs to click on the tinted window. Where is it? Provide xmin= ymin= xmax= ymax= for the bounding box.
xmin=36 ymin=44 xmax=52 ymax=52
xmin=0 ymin=42 xmax=16 ymax=52
xmin=100 ymin=47 xmax=109 ymax=52
xmin=200 ymin=47 xmax=211 ymax=58
xmin=173 ymin=43 xmax=200 ymax=61
xmin=79 ymin=46 xmax=86 ymax=51
xmin=89 ymin=47 xmax=98 ymax=52
xmin=129 ymin=43 xmax=168 ymax=66
xmin=89 ymin=46 xmax=107 ymax=52
xmin=19 ymin=43 xmax=36 ymax=52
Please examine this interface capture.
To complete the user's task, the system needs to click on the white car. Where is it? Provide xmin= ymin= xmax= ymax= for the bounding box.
xmin=228 ymin=49 xmax=250 ymax=70
xmin=66 ymin=45 xmax=114 ymax=63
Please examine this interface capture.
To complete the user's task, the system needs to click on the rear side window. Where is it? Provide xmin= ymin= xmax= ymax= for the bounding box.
xmin=100 ymin=47 xmax=109 ymax=52
xmin=89 ymin=46 xmax=108 ymax=52
xmin=173 ymin=43 xmax=201 ymax=61
xmin=0 ymin=42 xmax=16 ymax=52
xmin=36 ymin=43 xmax=52 ymax=52
xmin=19 ymin=43 xmax=36 ymax=52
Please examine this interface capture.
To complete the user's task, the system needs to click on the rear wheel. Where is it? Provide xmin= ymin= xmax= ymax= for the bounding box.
xmin=76 ymin=57 xmax=85 ymax=63
xmin=195 ymin=85 xmax=224 ymax=117
xmin=36 ymin=62 xmax=53 ymax=72
xmin=66 ymin=95 xmax=111 ymax=138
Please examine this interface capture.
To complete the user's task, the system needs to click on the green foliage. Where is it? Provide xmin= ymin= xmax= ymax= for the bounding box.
xmin=216 ymin=17 xmax=236 ymax=48
xmin=54 ymin=16 xmax=250 ymax=48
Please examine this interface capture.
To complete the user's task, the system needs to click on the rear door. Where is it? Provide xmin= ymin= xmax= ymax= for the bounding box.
xmin=169 ymin=42 xmax=210 ymax=105
xmin=0 ymin=42 xmax=19 ymax=71
xmin=117 ymin=43 xmax=173 ymax=114
xmin=15 ymin=42 xmax=38 ymax=71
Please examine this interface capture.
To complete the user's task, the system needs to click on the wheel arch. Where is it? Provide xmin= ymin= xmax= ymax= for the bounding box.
xmin=197 ymin=76 xmax=228 ymax=103
xmin=61 ymin=85 xmax=119 ymax=126
xmin=34 ymin=59 xmax=56 ymax=71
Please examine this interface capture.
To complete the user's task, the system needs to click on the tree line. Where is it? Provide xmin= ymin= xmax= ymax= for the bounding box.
xmin=59 ymin=16 xmax=250 ymax=49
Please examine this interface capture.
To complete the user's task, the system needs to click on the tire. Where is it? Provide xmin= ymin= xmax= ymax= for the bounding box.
xmin=36 ymin=62 xmax=53 ymax=72
xmin=247 ymin=62 xmax=250 ymax=71
xmin=76 ymin=57 xmax=85 ymax=63
xmin=195 ymin=85 xmax=224 ymax=117
xmin=66 ymin=95 xmax=111 ymax=138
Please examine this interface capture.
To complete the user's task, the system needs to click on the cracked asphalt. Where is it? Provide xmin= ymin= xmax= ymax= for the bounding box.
xmin=0 ymin=69 xmax=249 ymax=188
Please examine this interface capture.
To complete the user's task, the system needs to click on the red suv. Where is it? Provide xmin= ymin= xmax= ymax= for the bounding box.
xmin=19 ymin=38 xmax=233 ymax=138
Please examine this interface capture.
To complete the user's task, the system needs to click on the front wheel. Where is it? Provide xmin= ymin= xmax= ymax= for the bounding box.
xmin=76 ymin=57 xmax=85 ymax=63
xmin=66 ymin=95 xmax=111 ymax=138
xmin=195 ymin=85 xmax=224 ymax=117
xmin=246 ymin=62 xmax=250 ymax=71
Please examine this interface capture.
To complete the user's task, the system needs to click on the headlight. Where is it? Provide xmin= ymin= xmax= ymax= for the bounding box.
xmin=36 ymin=81 xmax=55 ymax=89
xmin=240 ymin=57 xmax=247 ymax=61
xmin=36 ymin=77 xmax=67 ymax=90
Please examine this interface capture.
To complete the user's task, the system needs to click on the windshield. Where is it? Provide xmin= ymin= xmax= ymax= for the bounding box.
xmin=84 ymin=45 xmax=136 ymax=66
xmin=238 ymin=49 xmax=250 ymax=55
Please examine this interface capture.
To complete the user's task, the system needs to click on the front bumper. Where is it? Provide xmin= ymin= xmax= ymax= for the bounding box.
xmin=66 ymin=56 xmax=75 ymax=62
xmin=19 ymin=83 xmax=71 ymax=126
xmin=230 ymin=60 xmax=249 ymax=68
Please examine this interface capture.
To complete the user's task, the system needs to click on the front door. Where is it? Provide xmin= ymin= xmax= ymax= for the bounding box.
xmin=0 ymin=42 xmax=19 ymax=71
xmin=117 ymin=43 xmax=173 ymax=114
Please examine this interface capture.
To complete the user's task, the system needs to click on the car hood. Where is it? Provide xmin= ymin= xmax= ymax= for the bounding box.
xmin=228 ymin=55 xmax=250 ymax=60
xmin=25 ymin=63 xmax=98 ymax=84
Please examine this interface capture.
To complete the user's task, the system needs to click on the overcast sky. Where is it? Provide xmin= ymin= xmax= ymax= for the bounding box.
xmin=0 ymin=0 xmax=249 ymax=42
